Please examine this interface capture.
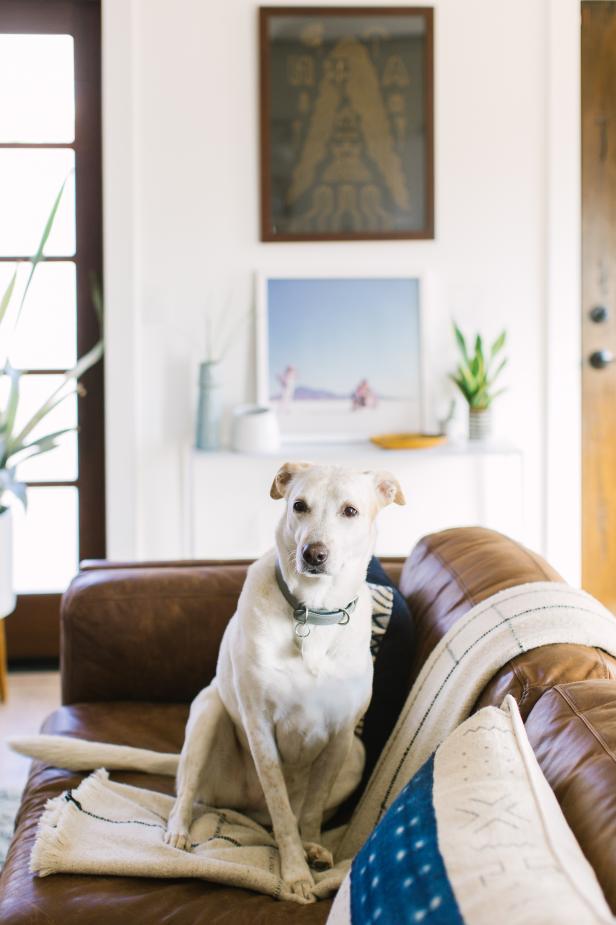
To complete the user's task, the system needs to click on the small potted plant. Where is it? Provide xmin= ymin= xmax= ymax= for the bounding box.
xmin=450 ymin=323 xmax=507 ymax=441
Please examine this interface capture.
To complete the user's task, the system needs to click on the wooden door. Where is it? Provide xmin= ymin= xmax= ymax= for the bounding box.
xmin=582 ymin=2 xmax=616 ymax=610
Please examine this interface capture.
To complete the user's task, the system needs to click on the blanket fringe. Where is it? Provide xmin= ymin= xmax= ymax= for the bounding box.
xmin=30 ymin=794 xmax=70 ymax=877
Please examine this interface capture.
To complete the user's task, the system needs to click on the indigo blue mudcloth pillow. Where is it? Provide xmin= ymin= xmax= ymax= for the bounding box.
xmin=361 ymin=556 xmax=415 ymax=782
xmin=349 ymin=754 xmax=460 ymax=924
xmin=328 ymin=699 xmax=614 ymax=925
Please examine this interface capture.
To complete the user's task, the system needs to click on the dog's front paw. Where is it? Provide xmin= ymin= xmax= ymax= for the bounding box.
xmin=304 ymin=841 xmax=334 ymax=871
xmin=288 ymin=877 xmax=316 ymax=902
xmin=281 ymin=857 xmax=315 ymax=902
xmin=164 ymin=828 xmax=191 ymax=851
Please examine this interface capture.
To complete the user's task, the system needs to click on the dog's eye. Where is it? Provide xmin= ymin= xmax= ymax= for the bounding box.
xmin=342 ymin=505 xmax=358 ymax=518
xmin=293 ymin=499 xmax=308 ymax=513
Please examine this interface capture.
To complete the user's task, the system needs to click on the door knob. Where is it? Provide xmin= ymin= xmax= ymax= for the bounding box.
xmin=589 ymin=305 xmax=609 ymax=323
xmin=589 ymin=349 xmax=615 ymax=369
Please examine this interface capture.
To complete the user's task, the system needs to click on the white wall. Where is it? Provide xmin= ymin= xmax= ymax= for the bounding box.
xmin=102 ymin=0 xmax=581 ymax=579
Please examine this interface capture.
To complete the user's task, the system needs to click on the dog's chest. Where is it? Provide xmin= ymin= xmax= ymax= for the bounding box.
xmin=269 ymin=649 xmax=371 ymax=766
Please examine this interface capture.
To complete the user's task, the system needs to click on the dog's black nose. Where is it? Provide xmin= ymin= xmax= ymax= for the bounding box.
xmin=302 ymin=542 xmax=329 ymax=568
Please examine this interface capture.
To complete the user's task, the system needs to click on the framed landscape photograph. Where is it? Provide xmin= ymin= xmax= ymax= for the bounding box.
xmin=259 ymin=6 xmax=434 ymax=241
xmin=256 ymin=273 xmax=425 ymax=442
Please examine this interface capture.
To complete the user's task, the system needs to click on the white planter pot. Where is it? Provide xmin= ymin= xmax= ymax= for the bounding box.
xmin=468 ymin=407 xmax=492 ymax=441
xmin=0 ymin=508 xmax=16 ymax=618
xmin=231 ymin=405 xmax=281 ymax=454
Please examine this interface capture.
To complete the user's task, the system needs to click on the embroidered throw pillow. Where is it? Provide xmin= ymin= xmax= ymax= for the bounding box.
xmin=328 ymin=696 xmax=613 ymax=925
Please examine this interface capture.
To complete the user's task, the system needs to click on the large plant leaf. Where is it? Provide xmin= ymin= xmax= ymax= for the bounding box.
xmin=8 ymin=339 xmax=102 ymax=452
xmin=490 ymin=330 xmax=507 ymax=357
xmin=0 ymin=365 xmax=21 ymax=442
xmin=453 ymin=323 xmax=470 ymax=366
xmin=10 ymin=175 xmax=70 ymax=337
xmin=7 ymin=385 xmax=76 ymax=455
xmin=0 ymin=268 xmax=17 ymax=329
xmin=31 ymin=176 xmax=69 ymax=265
xmin=488 ymin=357 xmax=508 ymax=386
xmin=7 ymin=427 xmax=76 ymax=467
xmin=90 ymin=273 xmax=104 ymax=332
xmin=0 ymin=467 xmax=27 ymax=510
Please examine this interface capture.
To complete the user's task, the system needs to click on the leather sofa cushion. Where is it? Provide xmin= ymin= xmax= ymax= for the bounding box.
xmin=0 ymin=703 xmax=330 ymax=925
xmin=525 ymin=679 xmax=616 ymax=914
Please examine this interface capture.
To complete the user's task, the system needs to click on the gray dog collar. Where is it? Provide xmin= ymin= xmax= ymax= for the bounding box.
xmin=275 ymin=561 xmax=358 ymax=640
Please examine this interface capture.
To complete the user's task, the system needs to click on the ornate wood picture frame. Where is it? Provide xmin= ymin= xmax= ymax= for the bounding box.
xmin=259 ymin=6 xmax=434 ymax=242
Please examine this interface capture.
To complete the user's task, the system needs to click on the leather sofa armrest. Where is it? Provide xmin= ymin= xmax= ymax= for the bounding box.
xmin=61 ymin=564 xmax=248 ymax=705
xmin=399 ymin=526 xmax=563 ymax=688
xmin=525 ymin=680 xmax=616 ymax=914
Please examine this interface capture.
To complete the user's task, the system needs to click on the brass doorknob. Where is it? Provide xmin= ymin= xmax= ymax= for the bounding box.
xmin=589 ymin=349 xmax=615 ymax=369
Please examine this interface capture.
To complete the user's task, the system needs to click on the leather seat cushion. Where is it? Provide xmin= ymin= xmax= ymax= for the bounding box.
xmin=0 ymin=702 xmax=331 ymax=925
xmin=525 ymin=679 xmax=616 ymax=914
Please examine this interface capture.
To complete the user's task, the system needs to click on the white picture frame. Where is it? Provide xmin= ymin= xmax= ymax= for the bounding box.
xmin=255 ymin=270 xmax=431 ymax=443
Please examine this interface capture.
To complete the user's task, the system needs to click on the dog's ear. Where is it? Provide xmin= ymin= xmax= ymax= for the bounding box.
xmin=371 ymin=470 xmax=406 ymax=508
xmin=270 ymin=462 xmax=313 ymax=500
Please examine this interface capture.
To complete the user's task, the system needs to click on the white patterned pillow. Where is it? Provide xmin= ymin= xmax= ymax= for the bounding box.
xmin=328 ymin=696 xmax=614 ymax=925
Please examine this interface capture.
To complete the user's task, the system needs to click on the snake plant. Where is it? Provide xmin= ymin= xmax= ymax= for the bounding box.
xmin=0 ymin=179 xmax=103 ymax=514
xmin=450 ymin=323 xmax=507 ymax=410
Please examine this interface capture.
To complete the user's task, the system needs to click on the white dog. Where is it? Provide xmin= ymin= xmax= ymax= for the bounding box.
xmin=11 ymin=462 xmax=405 ymax=901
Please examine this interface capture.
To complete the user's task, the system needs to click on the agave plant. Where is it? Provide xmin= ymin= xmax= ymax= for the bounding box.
xmin=0 ymin=179 xmax=103 ymax=514
xmin=450 ymin=323 xmax=507 ymax=410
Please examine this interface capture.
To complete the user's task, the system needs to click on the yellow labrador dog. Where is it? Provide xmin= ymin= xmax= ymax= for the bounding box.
xmin=11 ymin=462 xmax=405 ymax=901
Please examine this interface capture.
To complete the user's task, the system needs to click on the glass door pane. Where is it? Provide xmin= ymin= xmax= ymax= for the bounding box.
xmin=1 ymin=261 xmax=77 ymax=370
xmin=12 ymin=486 xmax=78 ymax=593
xmin=0 ymin=34 xmax=74 ymax=142
xmin=0 ymin=148 xmax=75 ymax=255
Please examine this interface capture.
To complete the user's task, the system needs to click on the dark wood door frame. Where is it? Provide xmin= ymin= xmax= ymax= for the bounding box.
xmin=0 ymin=0 xmax=105 ymax=661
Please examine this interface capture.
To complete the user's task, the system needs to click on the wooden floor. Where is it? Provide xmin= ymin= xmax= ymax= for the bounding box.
xmin=0 ymin=672 xmax=60 ymax=791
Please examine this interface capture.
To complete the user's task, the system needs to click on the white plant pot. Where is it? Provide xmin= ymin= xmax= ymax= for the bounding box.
xmin=231 ymin=405 xmax=281 ymax=454
xmin=0 ymin=508 xmax=16 ymax=618
xmin=468 ymin=407 xmax=492 ymax=441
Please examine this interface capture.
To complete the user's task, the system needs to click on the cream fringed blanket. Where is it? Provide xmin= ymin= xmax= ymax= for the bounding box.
xmin=31 ymin=582 xmax=616 ymax=904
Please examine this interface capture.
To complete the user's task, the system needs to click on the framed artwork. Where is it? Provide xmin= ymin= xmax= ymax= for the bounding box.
xmin=259 ymin=6 xmax=434 ymax=242
xmin=256 ymin=273 xmax=426 ymax=442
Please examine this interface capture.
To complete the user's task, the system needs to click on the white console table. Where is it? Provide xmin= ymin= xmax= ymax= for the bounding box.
xmin=184 ymin=441 xmax=524 ymax=560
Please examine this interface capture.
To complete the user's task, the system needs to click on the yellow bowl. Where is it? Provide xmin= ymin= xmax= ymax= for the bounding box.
xmin=370 ymin=432 xmax=447 ymax=450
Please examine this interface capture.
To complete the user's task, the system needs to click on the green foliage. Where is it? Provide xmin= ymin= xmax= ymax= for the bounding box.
xmin=0 ymin=179 xmax=103 ymax=513
xmin=450 ymin=323 xmax=507 ymax=410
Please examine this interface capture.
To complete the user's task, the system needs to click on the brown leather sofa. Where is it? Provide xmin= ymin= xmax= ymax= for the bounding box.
xmin=2 ymin=526 xmax=616 ymax=924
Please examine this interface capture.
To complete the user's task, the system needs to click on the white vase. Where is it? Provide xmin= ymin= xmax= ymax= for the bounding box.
xmin=0 ymin=508 xmax=16 ymax=618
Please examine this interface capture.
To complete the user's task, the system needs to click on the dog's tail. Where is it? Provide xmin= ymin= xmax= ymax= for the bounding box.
xmin=8 ymin=735 xmax=180 ymax=776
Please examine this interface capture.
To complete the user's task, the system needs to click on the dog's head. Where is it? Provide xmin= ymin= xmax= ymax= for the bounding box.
xmin=271 ymin=462 xmax=405 ymax=579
